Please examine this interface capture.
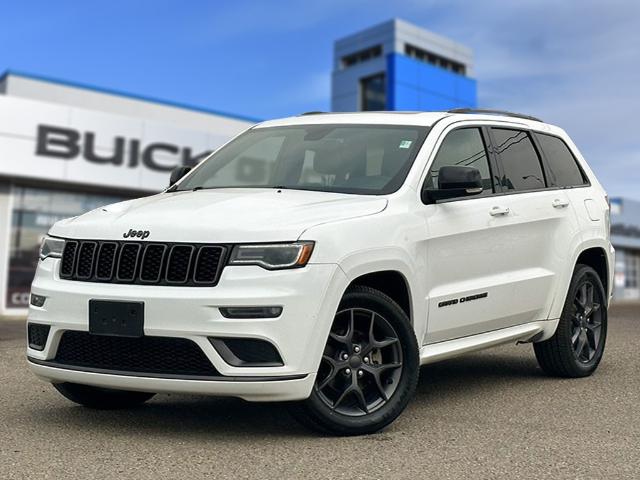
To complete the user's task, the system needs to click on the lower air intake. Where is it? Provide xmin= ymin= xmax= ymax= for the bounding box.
xmin=28 ymin=323 xmax=51 ymax=351
xmin=54 ymin=331 xmax=220 ymax=377
xmin=209 ymin=337 xmax=284 ymax=367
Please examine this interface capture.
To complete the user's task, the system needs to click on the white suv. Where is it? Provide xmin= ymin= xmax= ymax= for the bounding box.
xmin=28 ymin=109 xmax=613 ymax=435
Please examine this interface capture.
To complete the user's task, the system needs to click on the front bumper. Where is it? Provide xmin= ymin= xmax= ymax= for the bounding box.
xmin=28 ymin=258 xmax=347 ymax=401
xmin=28 ymin=360 xmax=317 ymax=402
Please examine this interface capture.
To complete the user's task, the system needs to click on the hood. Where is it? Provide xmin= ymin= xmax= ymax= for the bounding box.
xmin=50 ymin=188 xmax=387 ymax=243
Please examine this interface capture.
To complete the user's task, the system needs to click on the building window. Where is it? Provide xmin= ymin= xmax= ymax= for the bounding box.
xmin=341 ymin=45 xmax=382 ymax=69
xmin=404 ymin=44 xmax=466 ymax=76
xmin=360 ymin=73 xmax=386 ymax=111
xmin=6 ymin=186 xmax=127 ymax=309
xmin=624 ymin=252 xmax=639 ymax=289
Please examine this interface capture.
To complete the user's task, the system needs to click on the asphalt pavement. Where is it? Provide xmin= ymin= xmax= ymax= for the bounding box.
xmin=1 ymin=305 xmax=639 ymax=479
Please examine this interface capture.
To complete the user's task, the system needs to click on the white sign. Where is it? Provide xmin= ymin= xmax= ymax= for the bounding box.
xmin=0 ymin=96 xmax=252 ymax=192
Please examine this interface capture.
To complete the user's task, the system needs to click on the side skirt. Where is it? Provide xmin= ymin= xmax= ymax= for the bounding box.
xmin=419 ymin=320 xmax=558 ymax=366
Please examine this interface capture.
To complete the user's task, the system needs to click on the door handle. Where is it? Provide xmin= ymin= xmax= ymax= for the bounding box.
xmin=552 ymin=198 xmax=570 ymax=208
xmin=489 ymin=206 xmax=510 ymax=216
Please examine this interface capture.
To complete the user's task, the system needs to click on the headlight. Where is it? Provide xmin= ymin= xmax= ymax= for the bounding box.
xmin=39 ymin=236 xmax=65 ymax=260
xmin=228 ymin=241 xmax=314 ymax=270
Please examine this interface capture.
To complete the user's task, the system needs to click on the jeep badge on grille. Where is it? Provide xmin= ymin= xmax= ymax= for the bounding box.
xmin=123 ymin=229 xmax=150 ymax=239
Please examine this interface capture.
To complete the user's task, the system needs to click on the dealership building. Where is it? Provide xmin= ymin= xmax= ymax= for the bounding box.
xmin=1 ymin=19 xmax=639 ymax=315
xmin=332 ymin=18 xmax=477 ymax=112
xmin=611 ymin=198 xmax=640 ymax=300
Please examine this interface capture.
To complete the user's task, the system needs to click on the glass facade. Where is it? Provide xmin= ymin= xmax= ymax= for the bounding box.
xmin=360 ymin=73 xmax=386 ymax=111
xmin=624 ymin=250 xmax=639 ymax=289
xmin=6 ymin=186 xmax=126 ymax=308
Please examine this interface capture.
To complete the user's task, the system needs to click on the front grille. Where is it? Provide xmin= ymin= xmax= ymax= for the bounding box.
xmin=117 ymin=243 xmax=140 ymax=281
xmin=55 ymin=331 xmax=220 ymax=377
xmin=60 ymin=240 xmax=227 ymax=286
xmin=60 ymin=242 xmax=77 ymax=276
xmin=76 ymin=242 xmax=97 ymax=279
xmin=140 ymin=244 xmax=166 ymax=282
xmin=166 ymin=245 xmax=194 ymax=283
xmin=96 ymin=242 xmax=117 ymax=280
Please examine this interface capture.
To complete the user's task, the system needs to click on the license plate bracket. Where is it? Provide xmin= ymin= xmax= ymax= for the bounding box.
xmin=89 ymin=300 xmax=144 ymax=337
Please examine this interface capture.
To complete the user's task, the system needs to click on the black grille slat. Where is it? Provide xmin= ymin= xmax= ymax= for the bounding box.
xmin=195 ymin=246 xmax=224 ymax=283
xmin=116 ymin=244 xmax=141 ymax=281
xmin=58 ymin=240 xmax=225 ymax=286
xmin=140 ymin=244 xmax=167 ymax=282
xmin=166 ymin=245 xmax=195 ymax=283
xmin=60 ymin=241 xmax=78 ymax=277
xmin=55 ymin=331 xmax=219 ymax=376
xmin=76 ymin=242 xmax=97 ymax=279
xmin=96 ymin=242 xmax=117 ymax=280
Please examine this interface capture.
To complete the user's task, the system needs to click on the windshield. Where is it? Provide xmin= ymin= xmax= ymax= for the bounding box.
xmin=176 ymin=124 xmax=429 ymax=195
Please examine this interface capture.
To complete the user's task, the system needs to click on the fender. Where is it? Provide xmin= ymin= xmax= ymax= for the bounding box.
xmin=548 ymin=238 xmax=613 ymax=322
xmin=334 ymin=250 xmax=426 ymax=345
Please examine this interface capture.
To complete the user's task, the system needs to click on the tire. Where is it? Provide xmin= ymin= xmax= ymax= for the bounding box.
xmin=534 ymin=264 xmax=607 ymax=378
xmin=53 ymin=382 xmax=155 ymax=409
xmin=292 ymin=285 xmax=419 ymax=436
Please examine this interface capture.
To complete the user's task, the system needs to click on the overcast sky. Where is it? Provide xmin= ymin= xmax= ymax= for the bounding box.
xmin=2 ymin=0 xmax=639 ymax=198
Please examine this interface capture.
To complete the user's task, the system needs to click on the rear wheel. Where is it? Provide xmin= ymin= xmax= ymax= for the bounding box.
xmin=293 ymin=286 xmax=419 ymax=435
xmin=534 ymin=264 xmax=607 ymax=377
xmin=53 ymin=383 xmax=155 ymax=409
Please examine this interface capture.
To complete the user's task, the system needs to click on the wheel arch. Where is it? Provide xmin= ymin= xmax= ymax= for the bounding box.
xmin=549 ymin=240 xmax=613 ymax=322
xmin=331 ymin=249 xmax=430 ymax=341
xmin=575 ymin=247 xmax=609 ymax=300
xmin=346 ymin=270 xmax=413 ymax=323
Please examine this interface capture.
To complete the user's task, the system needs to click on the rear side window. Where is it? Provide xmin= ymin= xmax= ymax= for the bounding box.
xmin=491 ymin=128 xmax=546 ymax=191
xmin=535 ymin=133 xmax=587 ymax=187
xmin=426 ymin=128 xmax=493 ymax=195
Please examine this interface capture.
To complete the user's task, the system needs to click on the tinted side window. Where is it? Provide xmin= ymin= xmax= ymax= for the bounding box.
xmin=492 ymin=128 xmax=545 ymax=191
xmin=535 ymin=133 xmax=587 ymax=187
xmin=426 ymin=128 xmax=493 ymax=194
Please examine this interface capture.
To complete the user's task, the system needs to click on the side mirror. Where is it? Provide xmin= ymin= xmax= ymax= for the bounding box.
xmin=169 ymin=166 xmax=192 ymax=188
xmin=422 ymin=165 xmax=484 ymax=203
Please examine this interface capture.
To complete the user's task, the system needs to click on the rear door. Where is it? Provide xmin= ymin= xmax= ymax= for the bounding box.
xmin=482 ymin=127 xmax=582 ymax=327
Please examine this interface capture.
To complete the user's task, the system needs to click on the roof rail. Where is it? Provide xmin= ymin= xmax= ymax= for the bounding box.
xmin=299 ymin=111 xmax=327 ymax=116
xmin=447 ymin=108 xmax=543 ymax=122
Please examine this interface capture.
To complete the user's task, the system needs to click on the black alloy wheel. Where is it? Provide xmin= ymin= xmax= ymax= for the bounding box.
xmin=534 ymin=264 xmax=608 ymax=377
xmin=316 ymin=307 xmax=403 ymax=416
xmin=571 ymin=280 xmax=604 ymax=363
xmin=291 ymin=286 xmax=419 ymax=436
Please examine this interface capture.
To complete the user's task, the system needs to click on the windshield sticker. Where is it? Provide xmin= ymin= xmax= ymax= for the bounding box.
xmin=399 ymin=140 xmax=413 ymax=149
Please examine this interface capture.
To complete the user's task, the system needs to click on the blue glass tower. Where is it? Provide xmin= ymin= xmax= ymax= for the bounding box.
xmin=331 ymin=19 xmax=477 ymax=112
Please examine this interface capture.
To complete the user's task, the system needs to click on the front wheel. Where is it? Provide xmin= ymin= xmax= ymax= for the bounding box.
xmin=53 ymin=383 xmax=156 ymax=409
xmin=534 ymin=264 xmax=608 ymax=377
xmin=293 ymin=286 xmax=419 ymax=436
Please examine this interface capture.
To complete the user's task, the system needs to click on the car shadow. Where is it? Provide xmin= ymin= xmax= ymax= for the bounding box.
xmin=30 ymin=349 xmax=546 ymax=439
xmin=414 ymin=349 xmax=545 ymax=401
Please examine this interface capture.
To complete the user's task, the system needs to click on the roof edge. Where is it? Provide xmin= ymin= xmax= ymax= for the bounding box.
xmin=0 ymin=69 xmax=262 ymax=123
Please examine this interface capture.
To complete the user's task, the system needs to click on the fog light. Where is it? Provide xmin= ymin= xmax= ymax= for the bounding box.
xmin=219 ymin=306 xmax=283 ymax=319
xmin=30 ymin=293 xmax=46 ymax=307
